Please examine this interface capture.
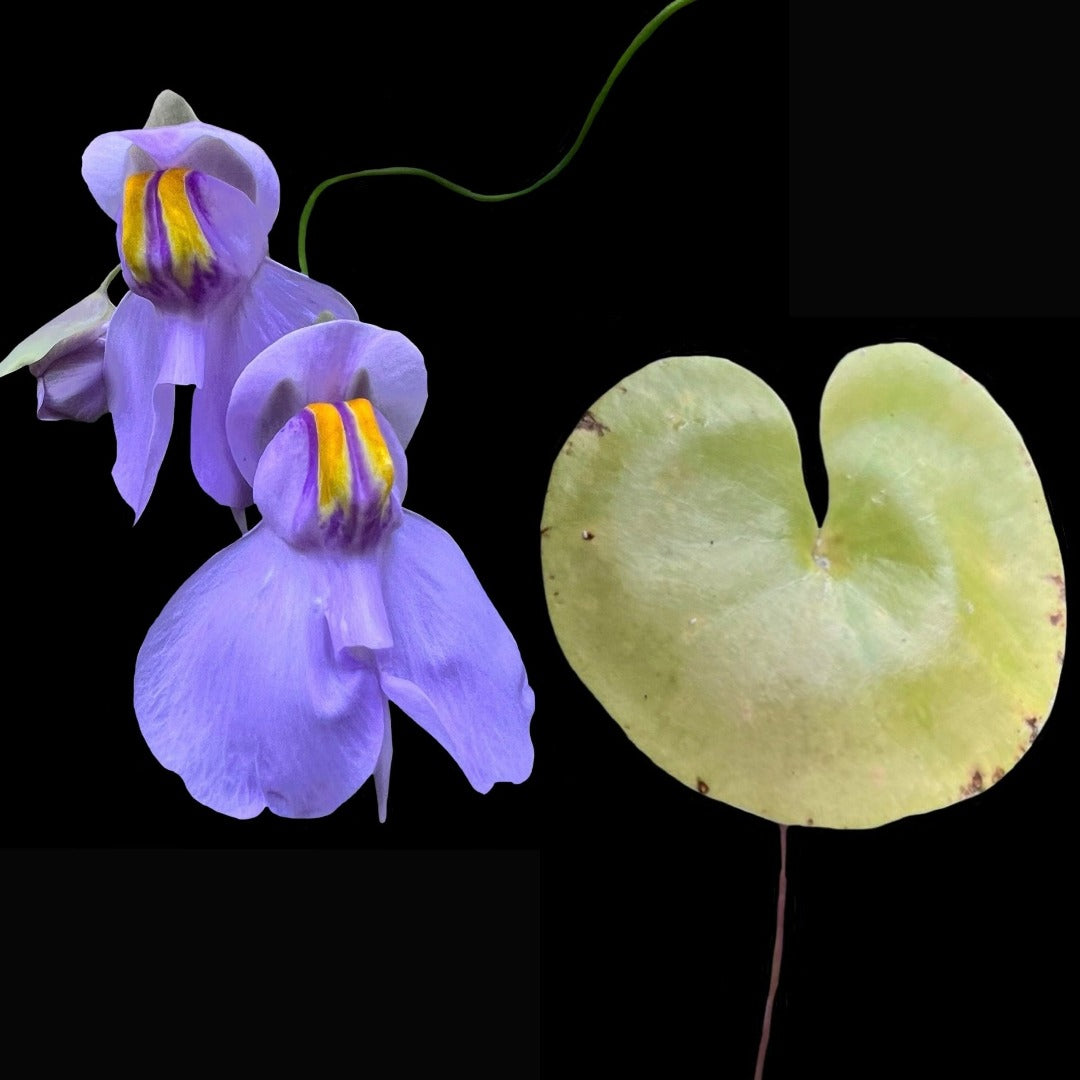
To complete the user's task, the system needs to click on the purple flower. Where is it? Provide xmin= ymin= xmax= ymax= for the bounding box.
xmin=80 ymin=90 xmax=358 ymax=520
xmin=0 ymin=268 xmax=117 ymax=422
xmin=135 ymin=321 xmax=533 ymax=819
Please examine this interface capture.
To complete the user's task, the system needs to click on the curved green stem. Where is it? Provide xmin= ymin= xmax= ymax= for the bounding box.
xmin=297 ymin=0 xmax=699 ymax=274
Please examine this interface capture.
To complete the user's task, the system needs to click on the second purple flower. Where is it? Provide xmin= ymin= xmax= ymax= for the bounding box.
xmin=136 ymin=319 xmax=534 ymax=818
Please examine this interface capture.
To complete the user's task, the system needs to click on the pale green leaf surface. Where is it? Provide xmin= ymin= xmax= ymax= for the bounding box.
xmin=541 ymin=346 xmax=1065 ymax=827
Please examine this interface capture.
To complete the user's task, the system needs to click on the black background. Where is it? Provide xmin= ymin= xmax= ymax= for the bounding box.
xmin=2 ymin=3 xmax=1073 ymax=1076
xmin=790 ymin=2 xmax=1078 ymax=315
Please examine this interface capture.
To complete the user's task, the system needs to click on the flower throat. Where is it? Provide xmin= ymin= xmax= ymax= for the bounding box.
xmin=121 ymin=168 xmax=216 ymax=302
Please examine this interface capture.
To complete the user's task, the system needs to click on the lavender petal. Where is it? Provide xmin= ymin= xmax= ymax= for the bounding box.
xmin=135 ymin=524 xmax=387 ymax=819
xmin=376 ymin=511 xmax=535 ymax=792
xmin=83 ymin=111 xmax=279 ymax=232
xmin=190 ymin=258 xmax=358 ymax=511
xmin=104 ymin=292 xmax=205 ymax=518
xmin=227 ymin=316 xmax=425 ymax=487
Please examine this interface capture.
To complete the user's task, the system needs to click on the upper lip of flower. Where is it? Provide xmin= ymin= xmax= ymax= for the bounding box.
xmin=81 ymin=89 xmax=280 ymax=234
xmin=225 ymin=317 xmax=429 ymax=491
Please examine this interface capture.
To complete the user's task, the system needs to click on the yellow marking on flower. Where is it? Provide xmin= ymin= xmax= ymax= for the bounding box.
xmin=156 ymin=169 xmax=214 ymax=288
xmin=346 ymin=398 xmax=395 ymax=507
xmin=307 ymin=402 xmax=352 ymax=520
xmin=121 ymin=172 xmax=151 ymax=284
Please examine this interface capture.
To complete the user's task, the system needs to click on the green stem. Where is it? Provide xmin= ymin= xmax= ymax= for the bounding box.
xmin=296 ymin=0 xmax=699 ymax=274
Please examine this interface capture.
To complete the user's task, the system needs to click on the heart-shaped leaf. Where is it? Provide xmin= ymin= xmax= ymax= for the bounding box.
xmin=541 ymin=345 xmax=1065 ymax=827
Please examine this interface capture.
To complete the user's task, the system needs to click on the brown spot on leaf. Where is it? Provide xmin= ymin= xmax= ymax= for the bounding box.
xmin=1025 ymin=716 xmax=1040 ymax=743
xmin=960 ymin=770 xmax=984 ymax=797
xmin=1045 ymin=573 xmax=1066 ymax=603
xmin=576 ymin=410 xmax=610 ymax=436
xmin=696 ymin=779 xmax=709 ymax=794
xmin=618 ymin=385 xmax=627 ymax=394
xmin=1050 ymin=611 xmax=1063 ymax=626
xmin=992 ymin=766 xmax=1005 ymax=784
xmin=806 ymin=818 xmax=814 ymax=827
xmin=582 ymin=530 xmax=595 ymax=541
xmin=1057 ymin=650 xmax=1065 ymax=665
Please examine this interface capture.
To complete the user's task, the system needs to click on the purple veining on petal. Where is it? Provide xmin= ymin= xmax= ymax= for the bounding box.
xmin=322 ymin=503 xmax=347 ymax=547
xmin=298 ymin=406 xmax=320 ymax=526
xmin=181 ymin=170 xmax=226 ymax=307
xmin=184 ymin=167 xmax=212 ymax=222
xmin=336 ymin=400 xmax=393 ymax=551
xmin=329 ymin=402 xmax=363 ymax=548
xmin=254 ymin=400 xmax=404 ymax=555
xmin=338 ymin=399 xmax=371 ymax=509
xmin=120 ymin=169 xmax=266 ymax=317
xmin=253 ymin=409 xmax=326 ymax=549
xmin=289 ymin=408 xmax=322 ymax=545
xmin=144 ymin=171 xmax=167 ymax=276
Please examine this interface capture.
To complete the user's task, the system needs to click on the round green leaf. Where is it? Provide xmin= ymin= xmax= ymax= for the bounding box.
xmin=541 ymin=345 xmax=1065 ymax=828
